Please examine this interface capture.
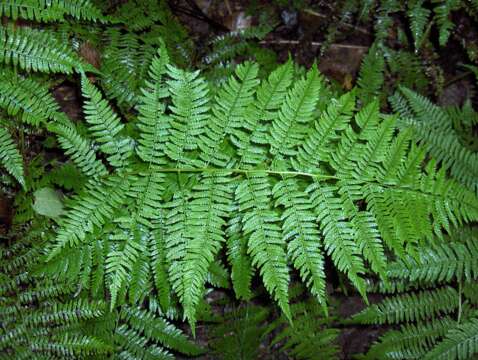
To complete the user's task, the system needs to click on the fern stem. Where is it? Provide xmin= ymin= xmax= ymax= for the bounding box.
xmin=457 ymin=281 xmax=463 ymax=324
xmin=156 ymin=167 xmax=338 ymax=180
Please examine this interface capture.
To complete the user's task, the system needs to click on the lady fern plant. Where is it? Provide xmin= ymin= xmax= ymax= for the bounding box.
xmin=1 ymin=1 xmax=478 ymax=358
xmin=6 ymin=41 xmax=473 ymax=332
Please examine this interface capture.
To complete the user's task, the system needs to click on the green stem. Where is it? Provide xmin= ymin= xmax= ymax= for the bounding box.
xmin=457 ymin=280 xmax=463 ymax=324
xmin=155 ymin=167 xmax=337 ymax=180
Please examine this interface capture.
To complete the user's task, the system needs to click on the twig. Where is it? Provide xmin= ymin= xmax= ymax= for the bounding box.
xmin=259 ymin=39 xmax=369 ymax=51
xmin=303 ymin=8 xmax=370 ymax=35
xmin=171 ymin=0 xmax=230 ymax=32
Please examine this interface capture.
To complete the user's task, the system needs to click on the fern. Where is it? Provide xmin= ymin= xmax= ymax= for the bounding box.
xmin=0 ymin=70 xmax=63 ymax=126
xmin=270 ymin=287 xmax=340 ymax=359
xmin=1 ymin=4 xmax=478 ymax=357
xmin=208 ymin=303 xmax=270 ymax=360
xmin=357 ymin=43 xmax=385 ymax=105
xmin=433 ymin=0 xmax=461 ymax=46
xmin=391 ymin=86 xmax=478 ymax=193
xmin=36 ymin=49 xmax=478 ymax=327
xmin=0 ymin=125 xmax=24 ymax=188
xmin=408 ymin=0 xmax=432 ymax=50
xmin=0 ymin=0 xmax=105 ymax=22
xmin=425 ymin=318 xmax=478 ymax=359
xmin=354 ymin=286 xmax=458 ymax=324
xmin=0 ymin=27 xmax=93 ymax=74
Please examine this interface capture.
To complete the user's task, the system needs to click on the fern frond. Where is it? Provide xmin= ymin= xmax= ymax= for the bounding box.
xmin=209 ymin=303 xmax=270 ymax=360
xmin=307 ymin=182 xmax=367 ymax=296
xmin=269 ymin=65 xmax=322 ymax=156
xmin=46 ymin=176 xmax=130 ymax=260
xmin=0 ymin=27 xmax=91 ymax=73
xmin=199 ymin=61 xmax=259 ymax=167
xmin=354 ymin=286 xmax=458 ymax=324
xmin=0 ymin=70 xmax=61 ymax=126
xmin=237 ymin=173 xmax=291 ymax=320
xmin=29 ymin=334 xmax=111 ymax=358
xmin=167 ymin=173 xmax=233 ymax=329
xmin=226 ymin=212 xmax=254 ymax=300
xmin=387 ymin=238 xmax=478 ymax=283
xmin=120 ymin=305 xmax=204 ymax=356
xmin=0 ymin=125 xmax=24 ymax=188
xmin=273 ymin=177 xmax=326 ymax=305
xmin=165 ymin=65 xmax=210 ymax=167
xmin=407 ymin=0 xmax=432 ymax=49
xmin=392 ymin=87 xmax=478 ymax=193
xmin=433 ymin=0 xmax=461 ymax=46
xmin=106 ymin=224 xmax=146 ymax=309
xmin=271 ymin=294 xmax=340 ymax=359
xmin=0 ymin=0 xmax=106 ymax=22
xmin=81 ymin=76 xmax=133 ymax=168
xmin=425 ymin=318 xmax=478 ymax=360
xmin=366 ymin=317 xmax=456 ymax=359
xmin=150 ymin=223 xmax=172 ymax=312
xmin=293 ymin=91 xmax=355 ymax=172
xmin=48 ymin=121 xmax=108 ymax=178
xmin=136 ymin=44 xmax=170 ymax=166
xmin=357 ymin=43 xmax=385 ymax=105
xmin=234 ymin=60 xmax=293 ymax=167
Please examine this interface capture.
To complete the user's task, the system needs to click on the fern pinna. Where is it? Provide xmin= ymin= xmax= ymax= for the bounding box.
xmin=29 ymin=41 xmax=476 ymax=333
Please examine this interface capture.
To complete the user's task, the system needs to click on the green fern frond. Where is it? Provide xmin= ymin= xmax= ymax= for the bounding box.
xmin=47 ymin=121 xmax=108 ymax=178
xmin=0 ymin=0 xmax=106 ymax=22
xmin=234 ymin=60 xmax=293 ymax=167
xmin=165 ymin=65 xmax=210 ymax=167
xmin=354 ymin=286 xmax=458 ymax=324
xmin=293 ymin=91 xmax=355 ymax=172
xmin=120 ymin=305 xmax=204 ymax=356
xmin=357 ymin=43 xmax=385 ymax=105
xmin=199 ymin=61 xmax=259 ymax=167
xmin=387 ymin=238 xmax=478 ymax=283
xmin=237 ymin=173 xmax=291 ymax=320
xmin=136 ymin=44 xmax=170 ymax=167
xmin=106 ymin=225 xmax=146 ymax=309
xmin=433 ymin=0 xmax=461 ymax=46
xmin=226 ymin=213 xmax=254 ymax=300
xmin=0 ymin=27 xmax=92 ymax=73
xmin=46 ymin=175 xmax=131 ymax=260
xmin=269 ymin=64 xmax=322 ymax=156
xmin=167 ymin=173 xmax=233 ymax=329
xmin=29 ymin=334 xmax=111 ymax=358
xmin=308 ymin=182 xmax=367 ymax=296
xmin=365 ymin=317 xmax=456 ymax=359
xmin=0 ymin=125 xmax=25 ymax=188
xmin=392 ymin=87 xmax=478 ymax=193
xmin=209 ymin=303 xmax=270 ymax=360
xmin=0 ymin=70 xmax=62 ymax=126
xmin=425 ymin=318 xmax=478 ymax=360
xmin=407 ymin=0 xmax=432 ymax=49
xmin=273 ymin=177 xmax=327 ymax=305
xmin=81 ymin=76 xmax=133 ymax=168
xmin=271 ymin=293 xmax=340 ymax=359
